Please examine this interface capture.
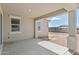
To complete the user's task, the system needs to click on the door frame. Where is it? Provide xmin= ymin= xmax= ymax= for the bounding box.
xmin=0 ymin=14 xmax=2 ymax=44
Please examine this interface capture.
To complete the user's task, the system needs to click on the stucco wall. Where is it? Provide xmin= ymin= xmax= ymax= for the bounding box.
xmin=0 ymin=4 xmax=2 ymax=14
xmin=3 ymin=13 xmax=34 ymax=42
xmin=35 ymin=19 xmax=48 ymax=38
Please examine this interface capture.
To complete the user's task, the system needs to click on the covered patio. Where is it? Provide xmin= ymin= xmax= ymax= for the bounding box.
xmin=0 ymin=3 xmax=79 ymax=55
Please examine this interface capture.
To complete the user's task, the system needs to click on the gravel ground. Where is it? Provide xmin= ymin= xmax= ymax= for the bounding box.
xmin=48 ymin=32 xmax=79 ymax=47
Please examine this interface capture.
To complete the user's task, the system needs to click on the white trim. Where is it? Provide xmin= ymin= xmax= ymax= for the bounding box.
xmin=10 ymin=15 xmax=21 ymax=34
xmin=10 ymin=32 xmax=22 ymax=34
xmin=10 ymin=15 xmax=21 ymax=19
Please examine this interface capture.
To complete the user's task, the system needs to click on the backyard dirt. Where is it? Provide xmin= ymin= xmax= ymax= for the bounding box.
xmin=48 ymin=32 xmax=79 ymax=47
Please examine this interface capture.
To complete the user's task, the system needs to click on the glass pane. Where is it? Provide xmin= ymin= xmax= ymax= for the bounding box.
xmin=38 ymin=26 xmax=40 ymax=31
xmin=77 ymin=9 xmax=79 ymax=34
xmin=11 ymin=25 xmax=20 ymax=32
xmin=37 ymin=22 xmax=41 ymax=31
xmin=11 ymin=18 xmax=20 ymax=24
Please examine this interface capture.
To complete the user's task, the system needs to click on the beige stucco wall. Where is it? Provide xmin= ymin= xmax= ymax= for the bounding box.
xmin=76 ymin=36 xmax=79 ymax=53
xmin=3 ymin=13 xmax=34 ymax=42
xmin=35 ymin=19 xmax=48 ymax=38
xmin=0 ymin=4 xmax=2 ymax=14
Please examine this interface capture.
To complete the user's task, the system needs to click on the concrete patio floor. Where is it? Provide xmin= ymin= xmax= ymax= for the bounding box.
xmin=1 ymin=39 xmax=57 ymax=55
xmin=1 ymin=32 xmax=79 ymax=55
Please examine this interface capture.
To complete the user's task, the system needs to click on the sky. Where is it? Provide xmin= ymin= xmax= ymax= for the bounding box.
xmin=48 ymin=10 xmax=79 ymax=27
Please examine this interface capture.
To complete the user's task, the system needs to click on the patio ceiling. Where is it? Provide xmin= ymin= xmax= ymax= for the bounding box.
xmin=1 ymin=3 xmax=78 ymax=18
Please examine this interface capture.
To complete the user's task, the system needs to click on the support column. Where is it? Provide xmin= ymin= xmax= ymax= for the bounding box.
xmin=67 ymin=10 xmax=77 ymax=50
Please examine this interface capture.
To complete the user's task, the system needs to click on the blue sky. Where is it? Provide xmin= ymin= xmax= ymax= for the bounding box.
xmin=48 ymin=10 xmax=79 ymax=27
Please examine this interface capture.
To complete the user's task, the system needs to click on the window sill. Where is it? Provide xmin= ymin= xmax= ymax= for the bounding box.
xmin=10 ymin=32 xmax=21 ymax=34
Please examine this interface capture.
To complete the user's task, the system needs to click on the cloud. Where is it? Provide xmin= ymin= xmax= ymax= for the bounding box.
xmin=77 ymin=24 xmax=79 ymax=26
xmin=47 ymin=17 xmax=60 ymax=21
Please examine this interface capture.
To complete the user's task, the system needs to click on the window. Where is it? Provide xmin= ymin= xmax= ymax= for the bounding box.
xmin=37 ymin=22 xmax=41 ymax=31
xmin=77 ymin=9 xmax=79 ymax=34
xmin=10 ymin=16 xmax=21 ymax=33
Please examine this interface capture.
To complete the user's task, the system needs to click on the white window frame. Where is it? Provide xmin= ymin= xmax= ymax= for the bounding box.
xmin=10 ymin=16 xmax=21 ymax=34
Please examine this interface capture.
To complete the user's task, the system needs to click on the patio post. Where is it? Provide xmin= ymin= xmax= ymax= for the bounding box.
xmin=67 ymin=10 xmax=77 ymax=50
